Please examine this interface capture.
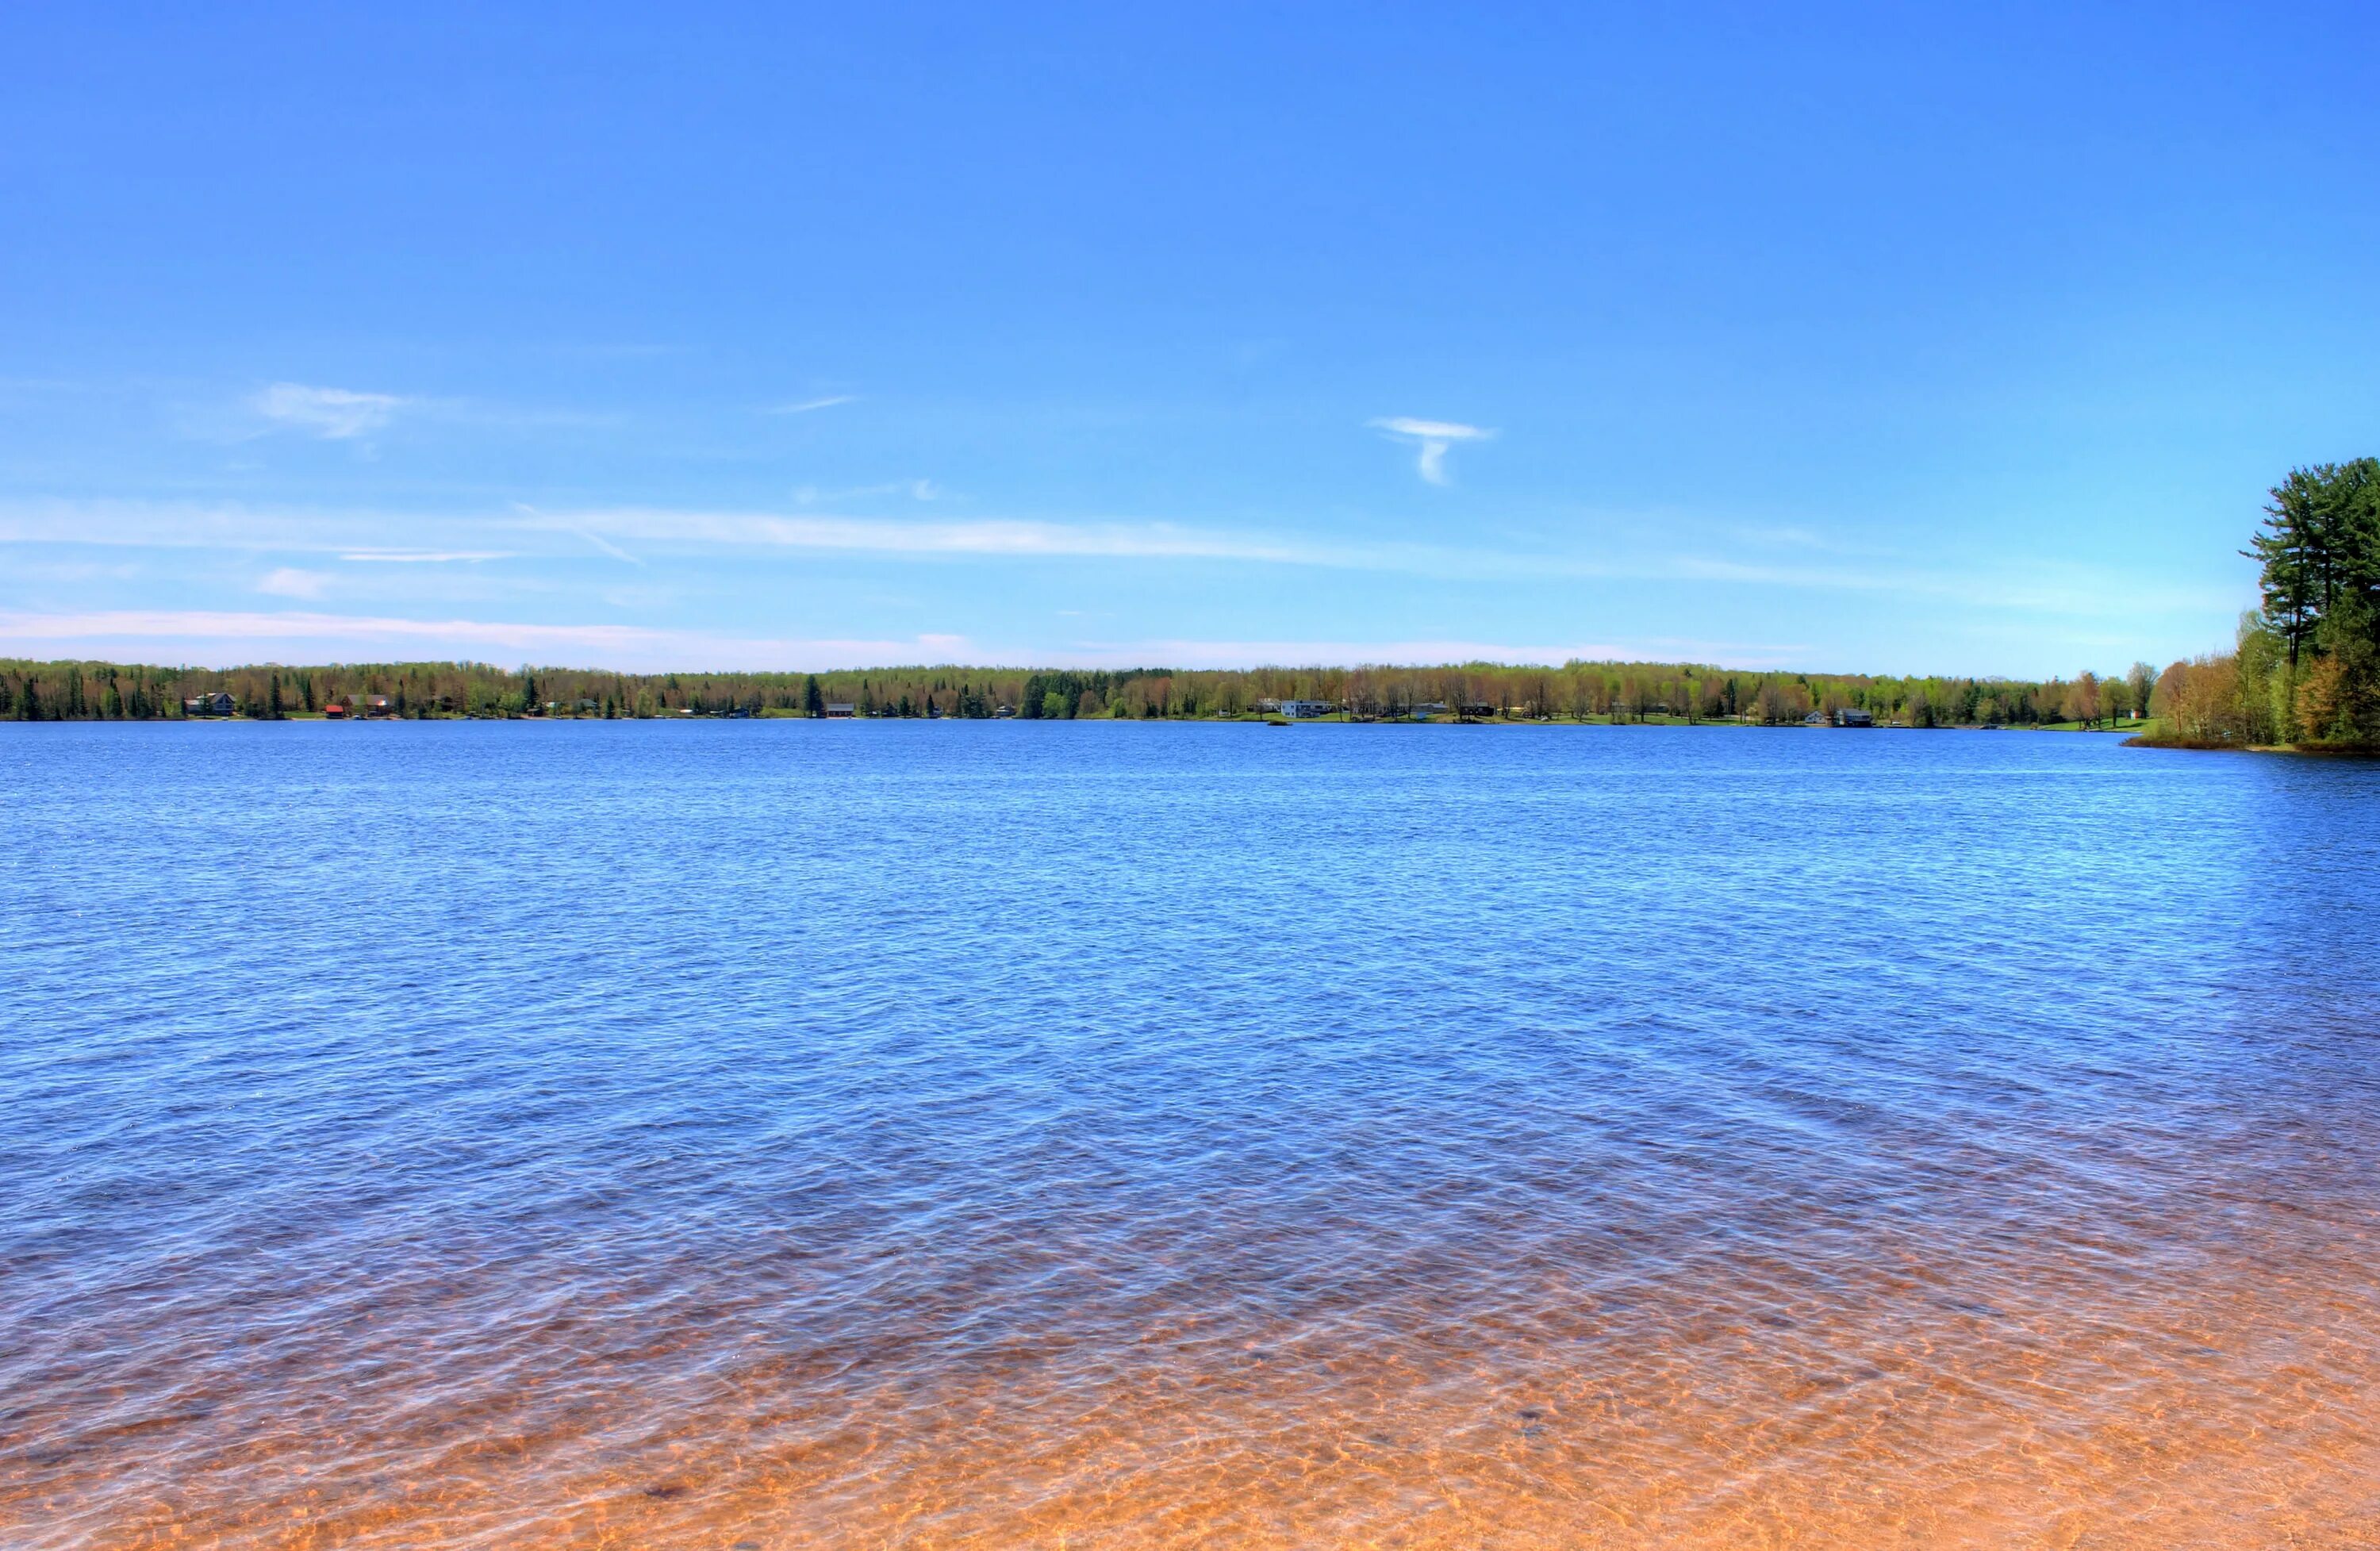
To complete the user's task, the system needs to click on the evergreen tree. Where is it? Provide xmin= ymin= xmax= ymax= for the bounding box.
xmin=2248 ymin=470 xmax=2324 ymax=666
xmin=2243 ymin=459 xmax=2380 ymax=741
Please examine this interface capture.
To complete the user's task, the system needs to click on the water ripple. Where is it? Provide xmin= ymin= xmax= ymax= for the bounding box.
xmin=3 ymin=722 xmax=2378 ymax=1547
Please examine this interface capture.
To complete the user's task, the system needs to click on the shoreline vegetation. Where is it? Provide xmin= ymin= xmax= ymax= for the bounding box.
xmin=10 ymin=459 xmax=2369 ymax=743
xmin=2130 ymin=456 xmax=2380 ymax=752
xmin=5 ymin=655 xmax=2163 ymax=731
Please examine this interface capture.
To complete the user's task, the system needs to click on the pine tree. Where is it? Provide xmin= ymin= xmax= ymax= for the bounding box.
xmin=2248 ymin=473 xmax=2320 ymax=666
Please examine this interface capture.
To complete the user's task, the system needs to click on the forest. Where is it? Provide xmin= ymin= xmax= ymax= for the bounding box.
xmin=11 ymin=472 xmax=2365 ymax=742
xmin=2 ymin=655 xmax=2159 ymax=728
xmin=2147 ymin=456 xmax=2380 ymax=748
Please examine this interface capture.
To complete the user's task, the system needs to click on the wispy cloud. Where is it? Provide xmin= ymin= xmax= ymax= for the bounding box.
xmin=509 ymin=501 xmax=644 ymax=566
xmin=539 ymin=506 xmax=2244 ymax=624
xmin=0 ymin=496 xmax=1334 ymax=566
xmin=793 ymin=478 xmax=940 ymax=505
xmin=0 ymin=608 xmax=973 ymax=672
xmin=0 ymin=497 xmax=2243 ymax=627
xmin=1087 ymin=637 xmax=1834 ymax=671
xmin=253 ymin=382 xmax=409 ymax=440
xmin=198 ymin=384 xmax=612 ymax=446
xmin=0 ymin=608 xmax=661 ymax=651
xmin=1369 ymin=416 xmax=1496 ymax=485
xmin=545 ymin=509 xmax=1357 ymax=566
xmin=256 ymin=567 xmax=329 ymax=599
xmin=339 ymin=549 xmax=515 ymax=563
xmin=0 ymin=498 xmax=399 ymax=553
xmin=566 ymin=526 xmax=643 ymax=566
xmin=0 ymin=607 xmax=1793 ymax=674
xmin=1115 ymin=637 xmax=1637 ymax=668
xmin=765 ymin=394 xmax=856 ymax=415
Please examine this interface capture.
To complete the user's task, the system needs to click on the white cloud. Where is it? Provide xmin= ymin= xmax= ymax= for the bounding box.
xmin=256 ymin=567 xmax=329 ymax=599
xmin=542 ymin=509 xmax=1356 ymax=566
xmin=1100 ymin=637 xmax=1838 ymax=670
xmin=252 ymin=382 xmax=409 ymax=440
xmin=504 ymin=501 xmax=644 ymax=566
xmin=764 ymin=394 xmax=856 ymax=415
xmin=1369 ymin=416 xmax=1496 ymax=485
xmin=566 ymin=524 xmax=644 ymax=566
xmin=0 ymin=495 xmax=1365 ymax=568
xmin=0 ymin=608 xmax=973 ymax=672
xmin=0 ymin=608 xmax=1792 ymax=674
xmin=339 ymin=549 xmax=514 ymax=563
xmin=1111 ymin=637 xmax=1637 ymax=668
xmin=0 ymin=497 xmax=2244 ymax=630
xmin=792 ymin=478 xmax=942 ymax=505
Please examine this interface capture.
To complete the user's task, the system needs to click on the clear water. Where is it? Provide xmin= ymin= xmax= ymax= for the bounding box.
xmin=4 ymin=722 xmax=2377 ymax=1548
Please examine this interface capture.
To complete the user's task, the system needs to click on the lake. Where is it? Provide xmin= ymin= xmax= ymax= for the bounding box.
xmin=4 ymin=721 xmax=2377 ymax=1548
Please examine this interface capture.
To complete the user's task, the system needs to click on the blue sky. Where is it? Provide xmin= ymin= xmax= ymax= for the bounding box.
xmin=3 ymin=2 xmax=2374 ymax=675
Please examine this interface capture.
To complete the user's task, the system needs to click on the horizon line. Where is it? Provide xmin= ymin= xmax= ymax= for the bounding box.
xmin=0 ymin=651 xmax=2152 ymax=688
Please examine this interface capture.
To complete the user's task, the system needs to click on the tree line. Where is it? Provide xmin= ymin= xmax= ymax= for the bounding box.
xmin=25 ymin=466 xmax=2369 ymax=740
xmin=2 ymin=655 xmax=2159 ymax=727
xmin=2146 ymin=456 xmax=2380 ymax=747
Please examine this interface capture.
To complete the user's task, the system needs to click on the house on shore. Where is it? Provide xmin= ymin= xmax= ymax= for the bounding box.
xmin=184 ymin=692 xmax=236 ymax=717
xmin=1278 ymin=699 xmax=1334 ymax=719
xmin=1835 ymin=708 xmax=1875 ymax=728
xmin=823 ymin=703 xmax=857 ymax=719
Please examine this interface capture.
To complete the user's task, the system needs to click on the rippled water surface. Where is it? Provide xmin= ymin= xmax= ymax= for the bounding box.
xmin=5 ymin=721 xmax=2379 ymax=1549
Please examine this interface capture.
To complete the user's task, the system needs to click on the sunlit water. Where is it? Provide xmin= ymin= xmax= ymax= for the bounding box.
xmin=5 ymin=722 xmax=2378 ymax=1549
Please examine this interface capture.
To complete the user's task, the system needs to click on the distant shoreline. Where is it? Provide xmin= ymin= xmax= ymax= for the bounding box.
xmin=3 ymin=657 xmax=2163 ymax=731
xmin=27 ymin=708 xmax=2165 ymax=734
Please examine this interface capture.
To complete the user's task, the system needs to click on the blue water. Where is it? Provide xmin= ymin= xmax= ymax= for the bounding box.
xmin=4 ymin=722 xmax=2378 ymax=1548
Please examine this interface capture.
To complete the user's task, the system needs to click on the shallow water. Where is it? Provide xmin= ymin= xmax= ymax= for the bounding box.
xmin=3 ymin=721 xmax=2378 ymax=1549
